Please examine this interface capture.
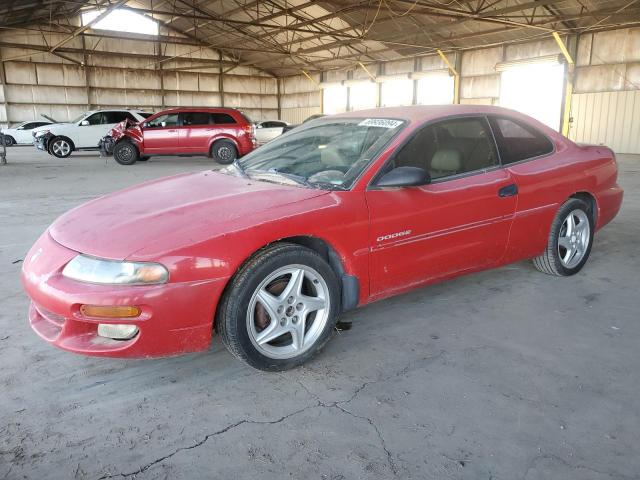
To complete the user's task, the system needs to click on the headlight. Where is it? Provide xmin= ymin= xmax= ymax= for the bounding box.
xmin=34 ymin=130 xmax=49 ymax=138
xmin=62 ymin=255 xmax=169 ymax=285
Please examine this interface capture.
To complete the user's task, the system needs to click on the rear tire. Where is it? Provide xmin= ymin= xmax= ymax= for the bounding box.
xmin=211 ymin=139 xmax=237 ymax=165
xmin=49 ymin=137 xmax=73 ymax=158
xmin=2 ymin=136 xmax=15 ymax=146
xmin=218 ymin=243 xmax=341 ymax=371
xmin=533 ymin=198 xmax=594 ymax=276
xmin=113 ymin=141 xmax=139 ymax=165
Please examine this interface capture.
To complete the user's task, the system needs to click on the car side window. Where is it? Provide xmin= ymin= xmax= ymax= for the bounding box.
xmin=20 ymin=123 xmax=34 ymax=130
xmin=84 ymin=113 xmax=104 ymax=125
xmin=393 ymin=117 xmax=498 ymax=181
xmin=103 ymin=111 xmax=129 ymax=124
xmin=181 ymin=112 xmax=210 ymax=126
xmin=211 ymin=113 xmax=236 ymax=124
xmin=146 ymin=114 xmax=179 ymax=128
xmin=489 ymin=117 xmax=554 ymax=164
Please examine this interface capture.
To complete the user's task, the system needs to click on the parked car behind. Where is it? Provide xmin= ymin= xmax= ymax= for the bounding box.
xmin=32 ymin=110 xmax=152 ymax=158
xmin=104 ymin=107 xmax=257 ymax=165
xmin=281 ymin=113 xmax=326 ymax=134
xmin=1 ymin=120 xmax=53 ymax=146
xmin=254 ymin=120 xmax=289 ymax=144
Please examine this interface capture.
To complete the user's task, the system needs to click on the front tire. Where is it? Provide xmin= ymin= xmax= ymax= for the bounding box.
xmin=218 ymin=243 xmax=341 ymax=371
xmin=533 ymin=198 xmax=594 ymax=276
xmin=49 ymin=137 xmax=72 ymax=158
xmin=113 ymin=141 xmax=139 ymax=165
xmin=211 ymin=139 xmax=237 ymax=165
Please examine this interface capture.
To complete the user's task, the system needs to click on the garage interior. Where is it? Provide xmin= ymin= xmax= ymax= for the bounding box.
xmin=1 ymin=1 xmax=639 ymax=478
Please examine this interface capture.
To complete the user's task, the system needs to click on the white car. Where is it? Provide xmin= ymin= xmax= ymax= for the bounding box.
xmin=32 ymin=109 xmax=152 ymax=158
xmin=1 ymin=120 xmax=53 ymax=146
xmin=254 ymin=120 xmax=289 ymax=145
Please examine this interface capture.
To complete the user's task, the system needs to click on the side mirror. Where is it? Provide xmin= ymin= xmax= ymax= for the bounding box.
xmin=80 ymin=120 xmax=90 ymax=126
xmin=376 ymin=166 xmax=430 ymax=188
xmin=140 ymin=122 xmax=147 ymax=129
xmin=256 ymin=124 xmax=263 ymax=129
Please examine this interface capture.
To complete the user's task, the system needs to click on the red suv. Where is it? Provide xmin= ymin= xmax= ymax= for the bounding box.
xmin=107 ymin=108 xmax=257 ymax=165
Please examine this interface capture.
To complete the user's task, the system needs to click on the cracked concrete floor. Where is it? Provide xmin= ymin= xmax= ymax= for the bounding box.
xmin=1 ymin=148 xmax=639 ymax=480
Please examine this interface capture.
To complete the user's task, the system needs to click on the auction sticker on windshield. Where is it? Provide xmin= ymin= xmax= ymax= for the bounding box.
xmin=358 ymin=119 xmax=403 ymax=128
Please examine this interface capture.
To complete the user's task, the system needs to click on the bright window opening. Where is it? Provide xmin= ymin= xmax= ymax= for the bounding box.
xmin=499 ymin=62 xmax=565 ymax=131
xmin=349 ymin=81 xmax=378 ymax=111
xmin=322 ymin=85 xmax=348 ymax=114
xmin=380 ymin=78 xmax=413 ymax=107
xmin=416 ymin=72 xmax=454 ymax=105
xmin=82 ymin=9 xmax=159 ymax=35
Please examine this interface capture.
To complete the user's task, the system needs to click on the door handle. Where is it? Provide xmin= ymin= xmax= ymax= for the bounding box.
xmin=168 ymin=129 xmax=178 ymax=133
xmin=498 ymin=183 xmax=518 ymax=197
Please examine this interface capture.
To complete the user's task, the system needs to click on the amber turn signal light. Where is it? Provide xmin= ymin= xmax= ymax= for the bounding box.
xmin=80 ymin=305 xmax=141 ymax=318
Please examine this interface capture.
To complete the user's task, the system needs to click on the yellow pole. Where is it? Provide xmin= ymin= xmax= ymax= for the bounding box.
xmin=437 ymin=49 xmax=460 ymax=104
xmin=552 ymin=32 xmax=575 ymax=137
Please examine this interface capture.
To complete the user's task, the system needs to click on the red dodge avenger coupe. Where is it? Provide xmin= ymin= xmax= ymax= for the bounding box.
xmin=22 ymin=105 xmax=623 ymax=371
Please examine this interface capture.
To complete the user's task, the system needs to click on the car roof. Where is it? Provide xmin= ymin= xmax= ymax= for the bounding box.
xmin=154 ymin=107 xmax=240 ymax=114
xmin=332 ymin=104 xmax=524 ymax=121
xmin=329 ymin=104 xmax=561 ymax=137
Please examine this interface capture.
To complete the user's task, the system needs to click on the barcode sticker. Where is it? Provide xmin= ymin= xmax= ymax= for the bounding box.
xmin=358 ymin=118 xmax=403 ymax=129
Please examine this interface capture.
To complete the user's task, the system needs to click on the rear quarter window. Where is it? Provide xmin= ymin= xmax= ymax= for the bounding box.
xmin=489 ymin=116 xmax=554 ymax=164
xmin=211 ymin=113 xmax=237 ymax=125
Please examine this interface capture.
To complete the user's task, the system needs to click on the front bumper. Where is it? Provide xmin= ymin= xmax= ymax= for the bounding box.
xmin=33 ymin=132 xmax=53 ymax=152
xmin=22 ymin=231 xmax=227 ymax=358
xmin=99 ymin=135 xmax=114 ymax=156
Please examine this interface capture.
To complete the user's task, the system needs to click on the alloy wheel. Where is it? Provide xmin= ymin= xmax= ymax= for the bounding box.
xmin=558 ymin=209 xmax=590 ymax=268
xmin=52 ymin=139 xmax=70 ymax=157
xmin=246 ymin=264 xmax=330 ymax=359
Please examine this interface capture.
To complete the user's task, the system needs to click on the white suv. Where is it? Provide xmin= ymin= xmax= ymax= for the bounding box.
xmin=32 ymin=109 xmax=151 ymax=158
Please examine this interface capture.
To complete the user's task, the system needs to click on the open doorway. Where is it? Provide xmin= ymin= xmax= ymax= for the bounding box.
xmin=499 ymin=61 xmax=565 ymax=131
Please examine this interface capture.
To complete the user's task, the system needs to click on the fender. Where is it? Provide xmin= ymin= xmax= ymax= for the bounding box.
xmin=207 ymin=134 xmax=239 ymax=153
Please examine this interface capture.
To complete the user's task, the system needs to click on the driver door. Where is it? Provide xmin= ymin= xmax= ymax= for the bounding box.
xmin=142 ymin=113 xmax=180 ymax=153
xmin=365 ymin=116 xmax=518 ymax=298
xmin=76 ymin=112 xmax=111 ymax=148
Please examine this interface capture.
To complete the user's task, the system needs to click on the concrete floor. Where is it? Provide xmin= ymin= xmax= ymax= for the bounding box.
xmin=1 ymin=146 xmax=639 ymax=480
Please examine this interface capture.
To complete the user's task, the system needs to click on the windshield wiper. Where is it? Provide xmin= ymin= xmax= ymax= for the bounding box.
xmin=268 ymin=169 xmax=314 ymax=187
xmin=231 ymin=159 xmax=248 ymax=178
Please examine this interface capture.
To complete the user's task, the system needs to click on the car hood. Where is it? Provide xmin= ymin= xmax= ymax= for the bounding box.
xmin=49 ymin=171 xmax=328 ymax=260
xmin=32 ymin=122 xmax=71 ymax=133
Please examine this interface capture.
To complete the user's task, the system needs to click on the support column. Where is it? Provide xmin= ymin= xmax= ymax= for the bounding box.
xmin=0 ymin=52 xmax=6 ymax=165
xmin=553 ymin=32 xmax=576 ymax=137
xmin=81 ymin=35 xmax=92 ymax=110
xmin=437 ymin=49 xmax=460 ymax=104
xmin=218 ymin=51 xmax=224 ymax=107
xmin=276 ymin=77 xmax=281 ymax=119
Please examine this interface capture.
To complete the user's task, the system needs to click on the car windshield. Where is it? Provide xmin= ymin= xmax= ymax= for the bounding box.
xmin=230 ymin=117 xmax=405 ymax=190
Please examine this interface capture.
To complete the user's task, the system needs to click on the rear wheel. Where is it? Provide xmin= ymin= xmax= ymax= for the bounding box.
xmin=533 ymin=198 xmax=593 ymax=276
xmin=218 ymin=243 xmax=340 ymax=371
xmin=2 ymin=136 xmax=15 ymax=146
xmin=49 ymin=137 xmax=72 ymax=158
xmin=211 ymin=139 xmax=237 ymax=164
xmin=113 ymin=141 xmax=139 ymax=165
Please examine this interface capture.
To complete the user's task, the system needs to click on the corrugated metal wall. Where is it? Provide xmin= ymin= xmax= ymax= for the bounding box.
xmin=569 ymin=91 xmax=640 ymax=153
xmin=0 ymin=27 xmax=279 ymax=125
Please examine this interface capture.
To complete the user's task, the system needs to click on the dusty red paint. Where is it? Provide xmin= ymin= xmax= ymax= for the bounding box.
xmin=21 ymin=105 xmax=623 ymax=358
